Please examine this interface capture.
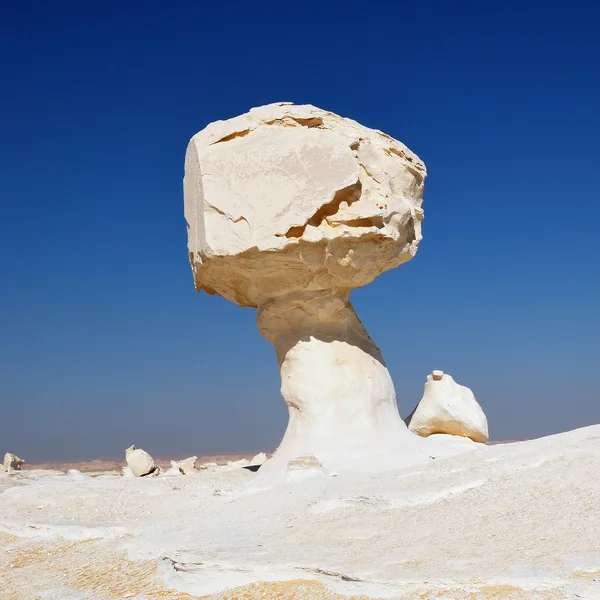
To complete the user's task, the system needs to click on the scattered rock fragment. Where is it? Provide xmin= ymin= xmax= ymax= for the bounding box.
xmin=67 ymin=469 xmax=89 ymax=481
xmin=3 ymin=453 xmax=24 ymax=472
xmin=197 ymin=462 xmax=218 ymax=471
xmin=164 ymin=461 xmax=183 ymax=476
xmin=125 ymin=445 xmax=158 ymax=477
xmin=164 ymin=457 xmax=197 ymax=476
xmin=405 ymin=371 xmax=489 ymax=443
xmin=226 ymin=458 xmax=250 ymax=469
xmin=176 ymin=456 xmax=198 ymax=474
xmin=250 ymin=452 xmax=267 ymax=466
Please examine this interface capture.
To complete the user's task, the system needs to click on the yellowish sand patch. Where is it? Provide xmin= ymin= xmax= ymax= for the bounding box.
xmin=0 ymin=536 xmax=585 ymax=600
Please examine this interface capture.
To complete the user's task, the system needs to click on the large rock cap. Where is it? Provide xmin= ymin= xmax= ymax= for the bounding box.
xmin=184 ymin=103 xmax=426 ymax=307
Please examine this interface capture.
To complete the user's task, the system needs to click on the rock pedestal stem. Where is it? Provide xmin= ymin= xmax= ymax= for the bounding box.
xmin=257 ymin=289 xmax=416 ymax=473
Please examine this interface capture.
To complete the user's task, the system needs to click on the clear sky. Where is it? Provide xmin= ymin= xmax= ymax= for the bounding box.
xmin=1 ymin=1 xmax=598 ymax=462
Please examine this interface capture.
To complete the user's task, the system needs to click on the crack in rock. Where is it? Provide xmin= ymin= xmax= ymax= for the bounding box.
xmin=277 ymin=180 xmax=363 ymax=239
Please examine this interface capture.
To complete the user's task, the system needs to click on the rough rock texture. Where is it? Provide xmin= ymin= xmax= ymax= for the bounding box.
xmin=175 ymin=456 xmax=198 ymax=474
xmin=198 ymin=462 xmax=218 ymax=471
xmin=3 ymin=453 xmax=24 ymax=472
xmin=406 ymin=371 xmax=489 ymax=442
xmin=286 ymin=455 xmax=323 ymax=472
xmin=184 ymin=102 xmax=425 ymax=306
xmin=184 ymin=103 xmax=432 ymax=474
xmin=125 ymin=446 xmax=156 ymax=477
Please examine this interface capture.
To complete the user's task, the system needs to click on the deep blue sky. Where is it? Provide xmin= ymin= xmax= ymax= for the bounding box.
xmin=1 ymin=1 xmax=598 ymax=461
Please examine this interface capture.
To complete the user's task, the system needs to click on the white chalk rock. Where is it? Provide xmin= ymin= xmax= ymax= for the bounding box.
xmin=406 ymin=372 xmax=489 ymax=443
xmin=176 ymin=456 xmax=198 ymax=474
xmin=164 ymin=461 xmax=183 ymax=476
xmin=3 ymin=453 xmax=24 ymax=472
xmin=67 ymin=469 xmax=89 ymax=481
xmin=198 ymin=462 xmax=218 ymax=471
xmin=250 ymin=452 xmax=267 ymax=466
xmin=184 ymin=103 xmax=429 ymax=475
xmin=125 ymin=445 xmax=156 ymax=477
xmin=226 ymin=458 xmax=250 ymax=469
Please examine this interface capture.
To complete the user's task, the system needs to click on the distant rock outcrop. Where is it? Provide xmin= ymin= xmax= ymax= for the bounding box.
xmin=166 ymin=456 xmax=198 ymax=475
xmin=226 ymin=458 xmax=250 ymax=469
xmin=165 ymin=461 xmax=183 ymax=476
xmin=3 ymin=453 xmax=24 ymax=472
xmin=125 ymin=445 xmax=158 ymax=477
xmin=405 ymin=371 xmax=489 ymax=443
xmin=250 ymin=452 xmax=267 ymax=466
xmin=176 ymin=456 xmax=198 ymax=474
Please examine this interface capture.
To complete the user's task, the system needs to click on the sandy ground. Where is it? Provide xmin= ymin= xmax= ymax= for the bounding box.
xmin=1 ymin=428 xmax=599 ymax=599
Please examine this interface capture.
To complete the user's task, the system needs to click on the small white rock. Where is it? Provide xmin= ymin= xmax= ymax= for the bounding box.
xmin=163 ymin=462 xmax=182 ymax=477
xmin=67 ymin=469 xmax=89 ymax=481
xmin=125 ymin=445 xmax=157 ymax=477
xmin=405 ymin=372 xmax=489 ymax=443
xmin=250 ymin=452 xmax=267 ymax=466
xmin=3 ymin=453 xmax=24 ymax=472
xmin=175 ymin=456 xmax=198 ymax=474
xmin=198 ymin=462 xmax=218 ymax=471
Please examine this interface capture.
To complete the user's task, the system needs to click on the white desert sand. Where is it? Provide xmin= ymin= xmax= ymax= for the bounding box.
xmin=1 ymin=425 xmax=599 ymax=599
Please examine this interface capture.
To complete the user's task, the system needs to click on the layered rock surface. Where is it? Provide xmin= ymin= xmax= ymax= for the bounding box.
xmin=184 ymin=102 xmax=425 ymax=307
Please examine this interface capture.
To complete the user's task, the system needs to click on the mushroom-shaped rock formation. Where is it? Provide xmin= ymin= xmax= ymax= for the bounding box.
xmin=125 ymin=445 xmax=157 ymax=477
xmin=184 ymin=103 xmax=447 ymax=474
xmin=405 ymin=371 xmax=489 ymax=443
xmin=3 ymin=453 xmax=24 ymax=472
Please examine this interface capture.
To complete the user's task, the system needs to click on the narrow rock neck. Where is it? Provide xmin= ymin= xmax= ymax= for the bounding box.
xmin=256 ymin=289 xmax=384 ymax=367
xmin=256 ymin=289 xmax=411 ymax=474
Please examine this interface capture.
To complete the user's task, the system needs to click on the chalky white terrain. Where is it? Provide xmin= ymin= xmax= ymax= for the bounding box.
xmin=1 ymin=426 xmax=599 ymax=599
